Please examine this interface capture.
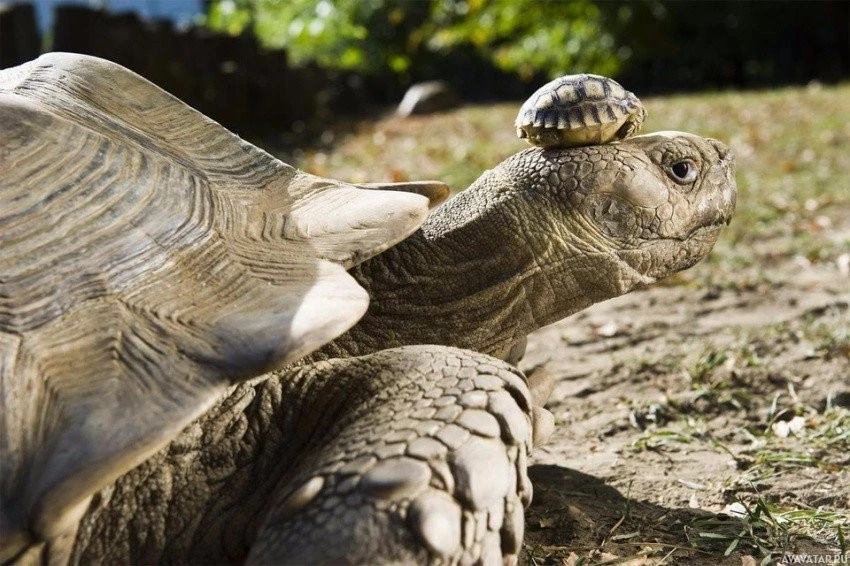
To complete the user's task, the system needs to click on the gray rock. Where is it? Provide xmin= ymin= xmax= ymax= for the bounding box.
xmin=397 ymin=81 xmax=460 ymax=116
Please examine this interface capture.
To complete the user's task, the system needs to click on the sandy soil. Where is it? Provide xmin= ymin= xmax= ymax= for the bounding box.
xmin=519 ymin=255 xmax=849 ymax=564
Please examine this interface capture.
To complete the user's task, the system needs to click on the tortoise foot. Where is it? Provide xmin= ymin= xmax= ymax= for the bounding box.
xmin=248 ymin=345 xmax=538 ymax=565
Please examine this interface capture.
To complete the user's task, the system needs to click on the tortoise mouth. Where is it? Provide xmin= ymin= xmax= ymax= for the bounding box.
xmin=640 ymin=226 xmax=724 ymax=280
xmin=686 ymin=215 xmax=732 ymax=240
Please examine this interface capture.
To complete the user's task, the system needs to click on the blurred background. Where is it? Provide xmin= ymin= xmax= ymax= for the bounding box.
xmin=2 ymin=0 xmax=848 ymax=139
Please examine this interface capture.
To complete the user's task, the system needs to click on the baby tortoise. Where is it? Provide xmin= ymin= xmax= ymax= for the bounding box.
xmin=515 ymin=73 xmax=647 ymax=149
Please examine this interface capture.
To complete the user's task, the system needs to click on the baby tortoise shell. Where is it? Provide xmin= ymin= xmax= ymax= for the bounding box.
xmin=515 ymin=74 xmax=647 ymax=149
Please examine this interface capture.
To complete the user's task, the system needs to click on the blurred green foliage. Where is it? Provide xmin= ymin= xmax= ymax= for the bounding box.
xmin=422 ymin=0 xmax=618 ymax=80
xmin=206 ymin=0 xmax=424 ymax=73
xmin=203 ymin=0 xmax=849 ymax=96
xmin=203 ymin=0 xmax=619 ymax=79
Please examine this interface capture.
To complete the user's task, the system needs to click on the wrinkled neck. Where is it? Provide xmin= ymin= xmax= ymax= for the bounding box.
xmin=315 ymin=167 xmax=630 ymax=360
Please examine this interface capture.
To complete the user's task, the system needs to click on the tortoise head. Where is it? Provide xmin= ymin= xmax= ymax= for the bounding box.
xmin=491 ymin=130 xmax=737 ymax=292
xmin=563 ymin=131 xmax=737 ymax=282
xmin=419 ymin=130 xmax=737 ymax=309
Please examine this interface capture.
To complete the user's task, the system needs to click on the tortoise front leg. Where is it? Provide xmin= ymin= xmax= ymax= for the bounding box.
xmin=249 ymin=345 xmax=550 ymax=565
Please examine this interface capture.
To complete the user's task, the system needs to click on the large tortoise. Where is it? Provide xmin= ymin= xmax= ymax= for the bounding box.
xmin=0 ymin=53 xmax=736 ymax=565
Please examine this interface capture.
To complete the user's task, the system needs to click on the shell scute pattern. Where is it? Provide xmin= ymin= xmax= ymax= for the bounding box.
xmin=0 ymin=52 xmax=429 ymax=557
xmin=515 ymin=73 xmax=646 ymax=149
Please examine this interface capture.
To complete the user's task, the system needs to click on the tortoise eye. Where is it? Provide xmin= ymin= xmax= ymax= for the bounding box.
xmin=668 ymin=160 xmax=697 ymax=183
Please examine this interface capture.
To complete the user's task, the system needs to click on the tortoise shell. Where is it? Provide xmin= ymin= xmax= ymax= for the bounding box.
xmin=0 ymin=52 xmax=434 ymax=555
xmin=515 ymin=74 xmax=646 ymax=149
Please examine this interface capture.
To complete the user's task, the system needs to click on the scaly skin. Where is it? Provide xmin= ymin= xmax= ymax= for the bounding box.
xmin=66 ymin=347 xmax=536 ymax=565
xmin=40 ymin=132 xmax=734 ymax=565
xmin=320 ymin=131 xmax=736 ymax=360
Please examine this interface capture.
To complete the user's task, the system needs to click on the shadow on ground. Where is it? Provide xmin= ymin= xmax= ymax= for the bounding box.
xmin=522 ymin=464 xmax=838 ymax=565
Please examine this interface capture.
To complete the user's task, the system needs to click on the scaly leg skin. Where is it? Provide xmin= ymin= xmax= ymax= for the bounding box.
xmin=69 ymin=346 xmax=552 ymax=564
xmin=248 ymin=345 xmax=546 ymax=565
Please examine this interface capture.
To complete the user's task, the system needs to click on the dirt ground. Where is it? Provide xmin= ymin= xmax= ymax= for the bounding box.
xmin=519 ymin=256 xmax=849 ymax=565
xmin=285 ymin=82 xmax=850 ymax=565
